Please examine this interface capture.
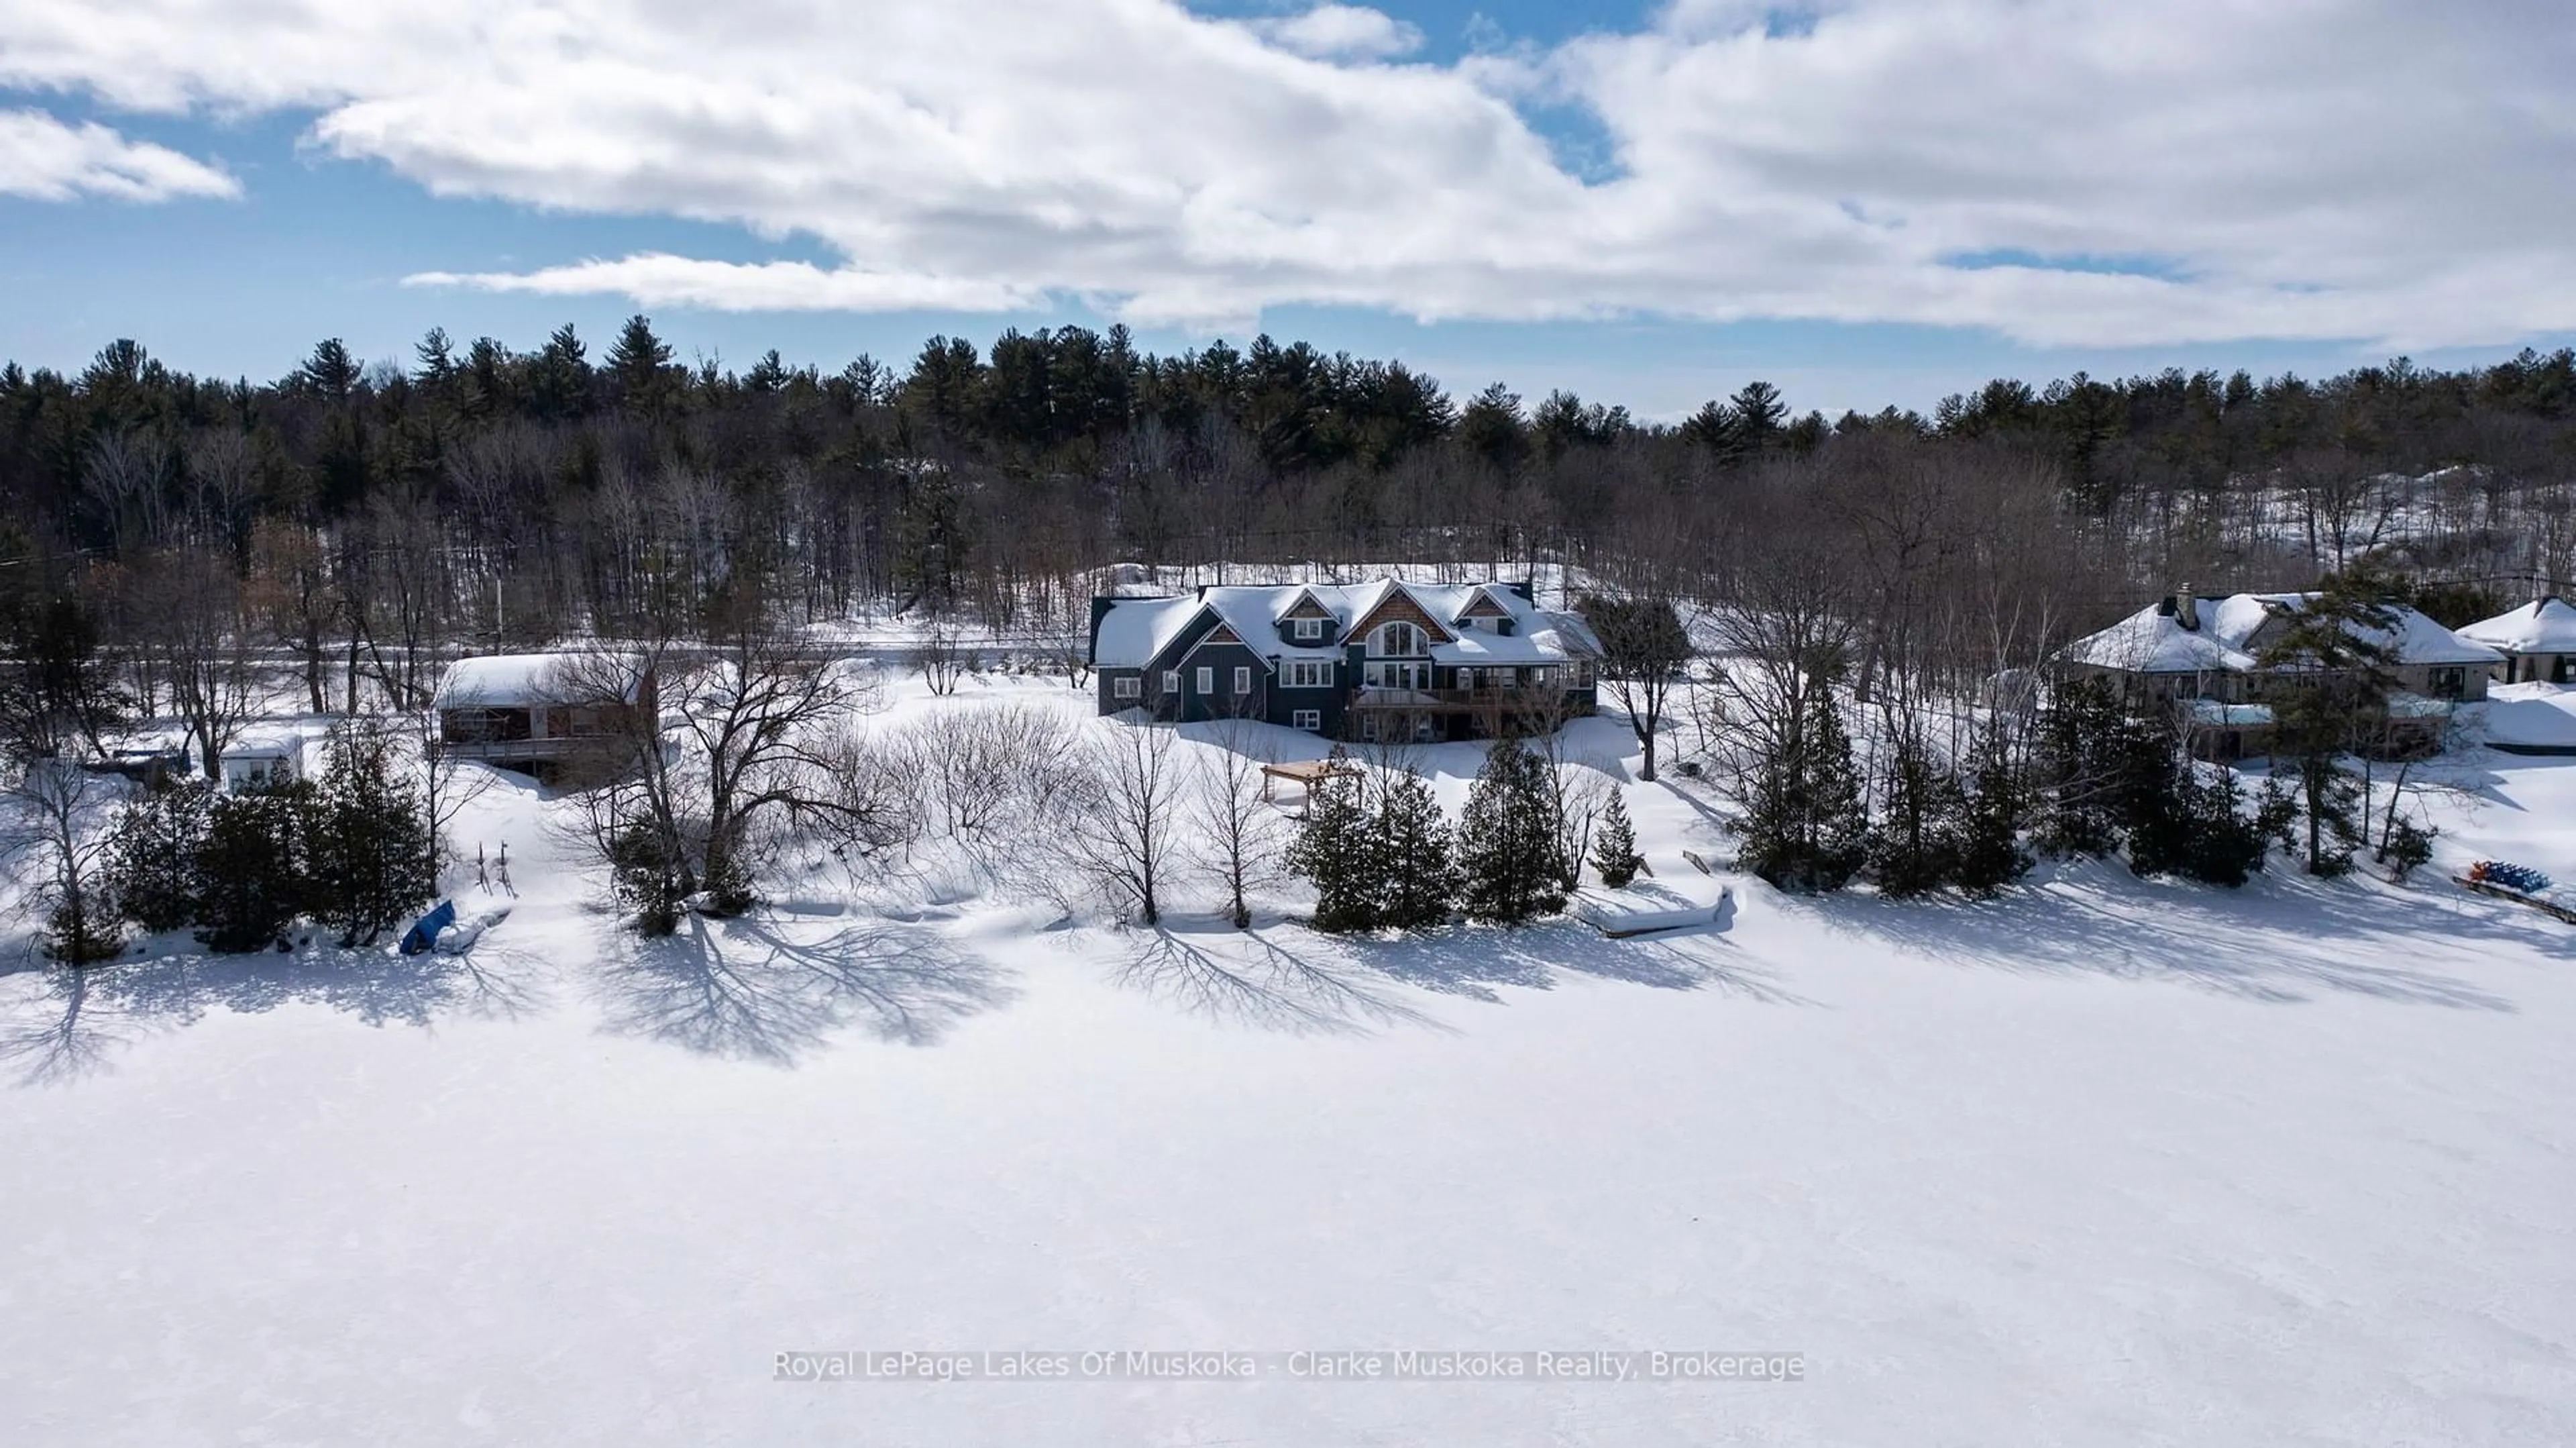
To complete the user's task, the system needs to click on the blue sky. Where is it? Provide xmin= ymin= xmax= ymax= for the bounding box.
xmin=3 ymin=0 xmax=2570 ymax=419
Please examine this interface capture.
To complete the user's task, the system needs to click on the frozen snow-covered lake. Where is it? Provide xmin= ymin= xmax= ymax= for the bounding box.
xmin=4 ymin=680 xmax=2573 ymax=1445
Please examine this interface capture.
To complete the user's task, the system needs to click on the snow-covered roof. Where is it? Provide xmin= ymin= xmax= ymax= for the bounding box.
xmin=223 ymin=728 xmax=302 ymax=758
xmin=1091 ymin=578 xmax=1587 ymax=669
xmin=2062 ymin=593 xmax=2502 ymax=674
xmin=435 ymin=653 xmax=643 ymax=709
xmin=2459 ymin=597 xmax=2576 ymax=655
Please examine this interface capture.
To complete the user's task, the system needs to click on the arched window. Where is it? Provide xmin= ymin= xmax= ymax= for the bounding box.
xmin=1370 ymin=621 xmax=1426 ymax=656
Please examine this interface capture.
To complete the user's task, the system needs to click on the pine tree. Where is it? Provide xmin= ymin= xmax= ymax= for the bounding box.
xmin=195 ymin=782 xmax=313 ymax=953
xmin=2172 ymin=768 xmax=2273 ymax=887
xmin=1456 ymin=739 xmax=1567 ymax=925
xmin=1735 ymin=674 xmax=1868 ymax=893
xmin=1866 ymin=725 xmax=1963 ymax=898
xmin=1372 ymin=768 xmax=1457 ymax=930
xmin=606 ymin=314 xmax=676 ymax=415
xmin=2033 ymin=678 xmax=2129 ymax=859
xmin=1788 ymin=687 xmax=1868 ymax=892
xmin=1285 ymin=747 xmax=1376 ymax=932
xmin=1591 ymin=789 xmax=1641 ymax=888
xmin=1950 ymin=726 xmax=2032 ymax=899
xmin=305 ymin=721 xmax=439 ymax=947
xmin=109 ymin=780 xmax=214 ymax=932
xmin=2256 ymin=570 xmax=2402 ymax=876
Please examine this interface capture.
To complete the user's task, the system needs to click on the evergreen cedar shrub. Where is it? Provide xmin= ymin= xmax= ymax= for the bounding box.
xmin=1951 ymin=737 xmax=2035 ymax=898
xmin=2379 ymin=815 xmax=2436 ymax=882
xmin=1866 ymin=729 xmax=1963 ymax=900
xmin=43 ymin=895 xmax=123 ymax=966
xmin=1285 ymin=748 xmax=1457 ymax=933
xmin=195 ymin=782 xmax=313 ymax=953
xmin=1371 ymin=768 xmax=1458 ymax=930
xmin=1285 ymin=746 xmax=1377 ymax=933
xmin=103 ymin=723 xmax=440 ymax=952
xmin=304 ymin=723 xmax=439 ymax=947
xmin=1456 ymin=739 xmax=1567 ymax=925
xmin=608 ymin=821 xmax=690 ymax=937
xmin=2033 ymin=678 xmax=2287 ymax=888
xmin=1591 ymin=790 xmax=1641 ymax=888
xmin=1737 ymin=681 xmax=1868 ymax=894
xmin=111 ymin=780 xmax=215 ymax=932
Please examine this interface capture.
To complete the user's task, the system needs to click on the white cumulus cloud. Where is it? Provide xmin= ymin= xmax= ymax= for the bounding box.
xmin=405 ymin=254 xmax=1049 ymax=313
xmin=0 ymin=0 xmax=2571 ymax=348
xmin=0 ymin=108 xmax=237 ymax=202
xmin=1251 ymin=5 xmax=1425 ymax=61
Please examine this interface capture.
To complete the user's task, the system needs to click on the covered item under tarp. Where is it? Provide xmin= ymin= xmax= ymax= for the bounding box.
xmin=400 ymin=900 xmax=458 ymax=956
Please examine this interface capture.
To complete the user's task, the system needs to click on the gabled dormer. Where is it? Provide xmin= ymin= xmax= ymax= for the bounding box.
xmin=1276 ymin=586 xmax=1342 ymax=648
xmin=1452 ymin=586 xmax=1516 ymax=637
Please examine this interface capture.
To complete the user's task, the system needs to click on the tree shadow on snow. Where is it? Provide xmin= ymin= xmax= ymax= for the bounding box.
xmin=1110 ymin=923 xmax=1436 ymax=1036
xmin=1804 ymin=867 xmax=2533 ymax=1009
xmin=591 ymin=913 xmax=1014 ymax=1065
xmin=1106 ymin=911 xmax=1805 ymax=1028
xmin=0 ymin=939 xmax=551 ymax=1086
xmin=1366 ymin=917 xmax=1808 ymax=1007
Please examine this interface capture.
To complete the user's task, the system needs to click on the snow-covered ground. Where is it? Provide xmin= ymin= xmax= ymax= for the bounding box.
xmin=5 ymin=672 xmax=2574 ymax=1445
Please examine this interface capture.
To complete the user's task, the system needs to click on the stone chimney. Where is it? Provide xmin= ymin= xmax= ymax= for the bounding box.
xmin=2174 ymin=584 xmax=2200 ymax=631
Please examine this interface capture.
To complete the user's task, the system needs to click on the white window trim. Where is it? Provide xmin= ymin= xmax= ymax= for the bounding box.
xmin=1113 ymin=676 xmax=1140 ymax=699
xmin=1232 ymin=665 xmax=1252 ymax=694
xmin=1286 ymin=660 xmax=1331 ymax=688
xmin=1370 ymin=621 xmax=1427 ymax=657
xmin=1293 ymin=709 xmax=1322 ymax=730
xmin=1196 ymin=666 xmax=1214 ymax=694
xmin=1162 ymin=670 xmax=1181 ymax=695
xmin=1293 ymin=617 xmax=1325 ymax=641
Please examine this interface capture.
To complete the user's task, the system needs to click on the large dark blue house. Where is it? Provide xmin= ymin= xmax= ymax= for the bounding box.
xmin=1087 ymin=577 xmax=1600 ymax=741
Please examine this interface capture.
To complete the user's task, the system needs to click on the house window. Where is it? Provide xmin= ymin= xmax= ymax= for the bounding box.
xmin=1370 ymin=621 xmax=1427 ymax=657
xmin=1195 ymin=666 xmax=1214 ymax=694
xmin=1294 ymin=617 xmax=1325 ymax=641
xmin=1286 ymin=660 xmax=1330 ymax=688
xmin=1113 ymin=676 xmax=1140 ymax=700
xmin=1490 ymin=667 xmax=1514 ymax=688
xmin=1162 ymin=670 xmax=1180 ymax=696
xmin=1233 ymin=666 xmax=1252 ymax=694
xmin=1293 ymin=709 xmax=1322 ymax=731
xmin=1364 ymin=661 xmax=1432 ymax=690
xmin=1531 ymin=667 xmax=1552 ymax=688
xmin=2429 ymin=666 xmax=2466 ymax=701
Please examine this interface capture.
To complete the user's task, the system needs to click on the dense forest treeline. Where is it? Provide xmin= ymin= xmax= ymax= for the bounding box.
xmin=1 ymin=317 xmax=2572 ymax=721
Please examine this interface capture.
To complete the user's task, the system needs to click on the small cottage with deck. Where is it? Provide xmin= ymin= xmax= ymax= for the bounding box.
xmin=433 ymin=652 xmax=656 ymax=774
xmin=1088 ymin=578 xmax=1599 ymax=741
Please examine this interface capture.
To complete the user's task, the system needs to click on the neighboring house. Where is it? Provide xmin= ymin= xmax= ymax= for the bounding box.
xmin=220 ymin=731 xmax=302 ymax=791
xmin=2457 ymin=594 xmax=2576 ymax=685
xmin=1087 ymin=578 xmax=1600 ymax=741
xmin=433 ymin=652 xmax=656 ymax=774
xmin=2059 ymin=588 xmax=2502 ymax=761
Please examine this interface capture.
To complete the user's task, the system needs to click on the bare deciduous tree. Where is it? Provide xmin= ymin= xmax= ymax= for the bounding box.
xmin=136 ymin=550 xmax=262 ymax=780
xmin=1065 ymin=721 xmax=1183 ymax=925
xmin=3 ymin=761 xmax=126 ymax=964
xmin=1191 ymin=721 xmax=1285 ymax=928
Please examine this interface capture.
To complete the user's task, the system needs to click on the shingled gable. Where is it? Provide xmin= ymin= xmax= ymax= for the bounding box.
xmin=1278 ymin=588 xmax=1339 ymax=623
xmin=1346 ymin=581 xmax=1456 ymax=645
xmin=1454 ymin=586 xmax=1511 ymax=622
xmin=1138 ymin=601 xmax=1227 ymax=670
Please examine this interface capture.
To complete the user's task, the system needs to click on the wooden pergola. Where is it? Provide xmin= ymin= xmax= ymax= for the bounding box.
xmin=1258 ymin=758 xmax=1361 ymax=803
